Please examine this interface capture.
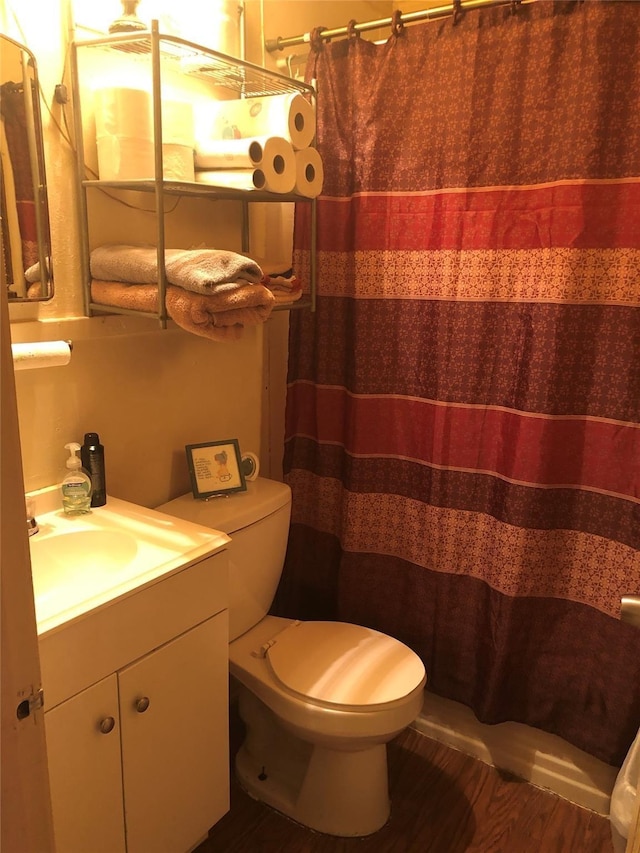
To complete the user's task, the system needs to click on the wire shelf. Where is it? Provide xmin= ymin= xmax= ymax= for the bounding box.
xmin=74 ymin=26 xmax=314 ymax=99
xmin=71 ymin=21 xmax=317 ymax=323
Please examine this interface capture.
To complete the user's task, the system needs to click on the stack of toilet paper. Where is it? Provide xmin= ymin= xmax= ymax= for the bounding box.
xmin=194 ymin=93 xmax=323 ymax=197
xmin=93 ymin=87 xmax=195 ymax=182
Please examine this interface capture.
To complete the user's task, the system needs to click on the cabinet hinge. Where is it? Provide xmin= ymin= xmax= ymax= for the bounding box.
xmin=16 ymin=687 xmax=45 ymax=720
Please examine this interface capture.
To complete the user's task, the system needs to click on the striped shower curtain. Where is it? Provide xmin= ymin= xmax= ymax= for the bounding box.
xmin=278 ymin=0 xmax=640 ymax=766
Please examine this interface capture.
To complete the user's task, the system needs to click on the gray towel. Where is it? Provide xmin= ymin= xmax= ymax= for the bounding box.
xmin=90 ymin=244 xmax=263 ymax=295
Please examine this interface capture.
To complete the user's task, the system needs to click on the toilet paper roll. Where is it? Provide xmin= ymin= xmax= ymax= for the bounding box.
xmin=195 ymin=140 xmax=295 ymax=193
xmin=94 ymin=87 xmax=153 ymax=140
xmin=241 ymin=452 xmax=260 ymax=481
xmin=195 ymin=137 xmax=295 ymax=194
xmin=205 ymin=94 xmax=315 ymax=150
xmin=195 ymin=169 xmax=267 ymax=191
xmin=260 ymin=137 xmax=296 ymax=194
xmin=294 ymin=147 xmax=324 ymax=198
xmin=11 ymin=340 xmax=72 ymax=370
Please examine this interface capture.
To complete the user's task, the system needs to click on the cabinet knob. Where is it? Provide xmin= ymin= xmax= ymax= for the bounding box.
xmin=135 ymin=696 xmax=150 ymax=713
xmin=98 ymin=716 xmax=116 ymax=734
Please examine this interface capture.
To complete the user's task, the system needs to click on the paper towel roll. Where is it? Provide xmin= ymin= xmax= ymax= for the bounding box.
xmin=96 ymin=135 xmax=155 ymax=181
xmin=241 ymin=452 xmax=260 ymax=481
xmin=204 ymin=94 xmax=315 ymax=150
xmin=196 ymin=169 xmax=267 ymax=190
xmin=94 ymin=87 xmax=153 ymax=140
xmin=12 ymin=340 xmax=72 ymax=370
xmin=195 ymin=137 xmax=268 ymax=170
xmin=294 ymin=147 xmax=324 ymax=198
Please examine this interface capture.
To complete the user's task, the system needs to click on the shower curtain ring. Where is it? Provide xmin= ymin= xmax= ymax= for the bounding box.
xmin=391 ymin=9 xmax=405 ymax=37
xmin=347 ymin=19 xmax=360 ymax=39
xmin=510 ymin=0 xmax=521 ymax=13
xmin=310 ymin=26 xmax=327 ymax=51
xmin=452 ymin=0 xmax=463 ymax=25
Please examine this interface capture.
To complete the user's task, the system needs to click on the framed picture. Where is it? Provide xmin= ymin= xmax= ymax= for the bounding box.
xmin=185 ymin=439 xmax=247 ymax=499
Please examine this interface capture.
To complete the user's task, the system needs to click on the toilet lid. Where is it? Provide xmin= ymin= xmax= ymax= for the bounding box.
xmin=265 ymin=621 xmax=426 ymax=707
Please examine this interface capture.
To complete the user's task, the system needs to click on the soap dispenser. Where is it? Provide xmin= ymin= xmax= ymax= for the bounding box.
xmin=61 ymin=442 xmax=92 ymax=515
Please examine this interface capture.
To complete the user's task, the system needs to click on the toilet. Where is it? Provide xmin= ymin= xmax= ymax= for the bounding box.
xmin=157 ymin=477 xmax=426 ymax=837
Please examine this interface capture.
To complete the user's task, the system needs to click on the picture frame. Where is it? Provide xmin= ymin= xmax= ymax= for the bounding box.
xmin=185 ymin=438 xmax=247 ymax=499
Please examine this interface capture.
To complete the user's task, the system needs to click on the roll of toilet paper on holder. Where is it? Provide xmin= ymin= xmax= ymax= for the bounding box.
xmin=241 ymin=452 xmax=260 ymax=481
xmin=12 ymin=340 xmax=72 ymax=370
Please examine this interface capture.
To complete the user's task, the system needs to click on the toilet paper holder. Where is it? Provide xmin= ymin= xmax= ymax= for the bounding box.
xmin=620 ymin=595 xmax=640 ymax=628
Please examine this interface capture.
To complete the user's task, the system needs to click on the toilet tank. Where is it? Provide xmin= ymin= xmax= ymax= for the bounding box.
xmin=157 ymin=477 xmax=291 ymax=641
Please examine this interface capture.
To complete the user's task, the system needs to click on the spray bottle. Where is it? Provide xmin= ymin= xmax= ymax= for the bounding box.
xmin=81 ymin=432 xmax=107 ymax=507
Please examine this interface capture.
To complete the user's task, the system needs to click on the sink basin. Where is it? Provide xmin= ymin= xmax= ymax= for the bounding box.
xmin=27 ymin=487 xmax=230 ymax=635
xmin=31 ymin=529 xmax=139 ymax=577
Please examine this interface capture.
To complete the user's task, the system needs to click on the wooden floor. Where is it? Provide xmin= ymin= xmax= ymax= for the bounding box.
xmin=198 ymin=715 xmax=615 ymax=853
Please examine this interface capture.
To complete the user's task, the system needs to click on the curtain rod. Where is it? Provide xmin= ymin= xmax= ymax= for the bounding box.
xmin=265 ymin=0 xmax=527 ymax=52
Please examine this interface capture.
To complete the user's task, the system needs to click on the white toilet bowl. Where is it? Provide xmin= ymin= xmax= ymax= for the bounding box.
xmin=157 ymin=478 xmax=427 ymax=837
xmin=229 ymin=615 xmax=426 ymax=836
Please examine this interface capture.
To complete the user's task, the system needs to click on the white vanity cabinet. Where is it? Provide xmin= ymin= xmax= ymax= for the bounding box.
xmin=120 ymin=613 xmax=228 ymax=853
xmin=39 ymin=549 xmax=229 ymax=853
xmin=45 ymin=673 xmax=126 ymax=853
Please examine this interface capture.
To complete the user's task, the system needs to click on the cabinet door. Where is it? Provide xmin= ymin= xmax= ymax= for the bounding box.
xmin=44 ymin=674 xmax=126 ymax=853
xmin=119 ymin=612 xmax=229 ymax=853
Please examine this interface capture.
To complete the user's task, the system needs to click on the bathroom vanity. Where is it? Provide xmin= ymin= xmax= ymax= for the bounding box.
xmin=29 ymin=490 xmax=230 ymax=853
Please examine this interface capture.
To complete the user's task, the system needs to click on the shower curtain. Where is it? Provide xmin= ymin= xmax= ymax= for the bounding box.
xmin=278 ymin=0 xmax=640 ymax=767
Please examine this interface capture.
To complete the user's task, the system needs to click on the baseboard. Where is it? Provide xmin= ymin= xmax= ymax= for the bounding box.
xmin=412 ymin=692 xmax=618 ymax=815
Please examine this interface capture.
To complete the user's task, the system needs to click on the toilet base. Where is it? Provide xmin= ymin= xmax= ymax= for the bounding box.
xmin=235 ymin=688 xmax=391 ymax=837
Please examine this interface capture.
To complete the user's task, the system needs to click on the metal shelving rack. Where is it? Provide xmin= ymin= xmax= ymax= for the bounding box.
xmin=70 ymin=20 xmax=317 ymax=327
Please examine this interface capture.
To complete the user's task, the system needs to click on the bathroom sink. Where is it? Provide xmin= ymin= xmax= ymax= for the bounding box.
xmin=27 ymin=486 xmax=229 ymax=635
xmin=31 ymin=528 xmax=139 ymax=576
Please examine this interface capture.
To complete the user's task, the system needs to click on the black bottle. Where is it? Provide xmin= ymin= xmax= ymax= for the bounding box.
xmin=81 ymin=432 xmax=107 ymax=507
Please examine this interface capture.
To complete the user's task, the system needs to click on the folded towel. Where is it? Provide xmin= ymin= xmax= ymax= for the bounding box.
xmin=91 ymin=280 xmax=275 ymax=342
xmin=90 ymin=244 xmax=263 ymax=295
xmin=260 ymin=271 xmax=303 ymax=304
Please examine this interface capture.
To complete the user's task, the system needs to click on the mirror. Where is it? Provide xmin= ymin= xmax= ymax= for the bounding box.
xmin=0 ymin=34 xmax=53 ymax=301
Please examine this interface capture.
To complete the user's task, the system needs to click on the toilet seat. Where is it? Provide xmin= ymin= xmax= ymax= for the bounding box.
xmin=261 ymin=620 xmax=425 ymax=708
xmin=231 ymin=615 xmax=426 ymax=748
